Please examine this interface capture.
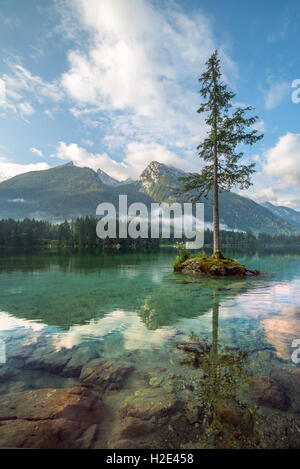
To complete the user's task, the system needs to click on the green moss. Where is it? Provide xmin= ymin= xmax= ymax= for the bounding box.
xmin=149 ymin=376 xmax=163 ymax=388
xmin=174 ymin=255 xmax=257 ymax=277
xmin=213 ymin=251 xmax=225 ymax=259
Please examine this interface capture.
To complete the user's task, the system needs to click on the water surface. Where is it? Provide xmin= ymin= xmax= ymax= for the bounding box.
xmin=0 ymin=250 xmax=299 ymax=448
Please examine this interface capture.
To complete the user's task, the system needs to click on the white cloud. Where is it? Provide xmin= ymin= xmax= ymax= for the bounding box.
xmin=19 ymin=102 xmax=34 ymax=117
xmin=246 ymin=179 xmax=300 ymax=210
xmin=243 ymin=133 xmax=300 ymax=210
xmin=248 ymin=186 xmax=279 ymax=204
xmin=124 ymin=141 xmax=197 ymax=175
xmin=1 ymin=1 xmax=238 ymax=179
xmin=1 ymin=1 xmax=239 ymax=184
xmin=56 ymin=140 xmax=196 ymax=180
xmin=269 ymin=195 xmax=300 ymax=210
xmin=29 ymin=147 xmax=44 ymax=158
xmin=57 ymin=0 xmax=235 ymax=151
xmin=0 ymin=157 xmax=50 ymax=182
xmin=0 ymin=78 xmax=5 ymax=105
xmin=1 ymin=62 xmax=63 ymax=120
xmin=56 ymin=141 xmax=131 ymax=179
xmin=264 ymin=80 xmax=289 ymax=110
xmin=264 ymin=133 xmax=300 ymax=185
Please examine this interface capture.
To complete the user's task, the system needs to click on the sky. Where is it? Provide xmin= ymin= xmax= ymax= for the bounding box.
xmin=0 ymin=0 xmax=300 ymax=208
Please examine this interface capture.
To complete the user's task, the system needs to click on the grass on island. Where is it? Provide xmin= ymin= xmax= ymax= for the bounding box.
xmin=173 ymin=248 xmax=255 ymax=277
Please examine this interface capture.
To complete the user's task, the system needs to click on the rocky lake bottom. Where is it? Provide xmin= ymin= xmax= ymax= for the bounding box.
xmin=0 ymin=251 xmax=299 ymax=449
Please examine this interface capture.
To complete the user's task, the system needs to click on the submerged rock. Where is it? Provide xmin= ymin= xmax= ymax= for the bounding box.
xmin=24 ymin=348 xmax=74 ymax=375
xmin=174 ymin=256 xmax=260 ymax=277
xmin=118 ymin=416 xmax=155 ymax=439
xmin=0 ymin=386 xmax=104 ymax=422
xmin=118 ymin=388 xmax=180 ymax=421
xmin=270 ymin=368 xmax=300 ymax=413
xmin=62 ymin=346 xmax=100 ymax=378
xmin=108 ymin=438 xmax=142 ymax=449
xmin=184 ymin=400 xmax=205 ymax=425
xmin=149 ymin=376 xmax=164 ymax=388
xmin=213 ymin=398 xmax=254 ymax=433
xmin=79 ymin=359 xmax=133 ymax=391
xmin=0 ymin=387 xmax=105 ymax=449
xmin=22 ymin=344 xmax=100 ymax=378
xmin=0 ymin=358 xmax=24 ymax=382
xmin=242 ymin=376 xmax=289 ymax=411
xmin=177 ymin=342 xmax=212 ymax=355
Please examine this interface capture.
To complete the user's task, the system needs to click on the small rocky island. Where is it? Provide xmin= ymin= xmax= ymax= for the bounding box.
xmin=174 ymin=255 xmax=260 ymax=277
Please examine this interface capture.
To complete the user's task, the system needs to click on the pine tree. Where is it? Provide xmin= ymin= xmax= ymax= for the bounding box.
xmin=180 ymin=51 xmax=263 ymax=257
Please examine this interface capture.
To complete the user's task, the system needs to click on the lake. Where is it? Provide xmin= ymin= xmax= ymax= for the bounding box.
xmin=0 ymin=250 xmax=299 ymax=449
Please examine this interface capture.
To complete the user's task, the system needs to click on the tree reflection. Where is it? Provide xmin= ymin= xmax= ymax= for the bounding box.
xmin=177 ymin=284 xmax=249 ymax=401
xmin=177 ymin=285 xmax=255 ymax=447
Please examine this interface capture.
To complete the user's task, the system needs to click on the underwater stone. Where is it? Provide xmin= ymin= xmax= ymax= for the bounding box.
xmin=24 ymin=348 xmax=73 ymax=374
xmin=118 ymin=416 xmax=155 ymax=439
xmin=149 ymin=376 xmax=164 ymax=387
xmin=108 ymin=439 xmax=142 ymax=449
xmin=62 ymin=346 xmax=100 ymax=378
xmin=79 ymin=359 xmax=133 ymax=391
xmin=184 ymin=400 xmax=204 ymax=425
xmin=213 ymin=399 xmax=254 ymax=433
xmin=0 ymin=358 xmax=24 ymax=381
xmin=243 ymin=376 xmax=289 ymax=411
xmin=0 ymin=386 xmax=104 ymax=422
xmin=0 ymin=387 xmax=105 ymax=449
xmin=270 ymin=368 xmax=300 ymax=413
xmin=118 ymin=391 xmax=180 ymax=421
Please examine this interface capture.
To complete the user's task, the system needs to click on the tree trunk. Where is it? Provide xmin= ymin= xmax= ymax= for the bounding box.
xmin=208 ymin=287 xmax=219 ymax=400
xmin=213 ymin=160 xmax=220 ymax=256
xmin=213 ymin=84 xmax=220 ymax=257
xmin=213 ymin=66 xmax=222 ymax=258
xmin=211 ymin=287 xmax=219 ymax=363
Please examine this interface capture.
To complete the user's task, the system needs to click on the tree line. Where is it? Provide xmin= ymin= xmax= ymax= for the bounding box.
xmin=203 ymin=230 xmax=300 ymax=247
xmin=0 ymin=217 xmax=159 ymax=252
xmin=1 ymin=217 xmax=300 ymax=249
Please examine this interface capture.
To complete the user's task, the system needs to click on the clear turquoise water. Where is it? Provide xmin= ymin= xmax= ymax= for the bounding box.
xmin=0 ymin=250 xmax=299 ymax=448
xmin=1 ymin=251 xmax=299 ymax=358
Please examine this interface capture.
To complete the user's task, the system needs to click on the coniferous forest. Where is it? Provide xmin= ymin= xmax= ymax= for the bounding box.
xmin=1 ymin=217 xmax=300 ymax=250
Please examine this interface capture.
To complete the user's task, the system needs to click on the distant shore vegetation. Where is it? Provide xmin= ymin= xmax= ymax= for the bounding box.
xmin=0 ymin=217 xmax=300 ymax=251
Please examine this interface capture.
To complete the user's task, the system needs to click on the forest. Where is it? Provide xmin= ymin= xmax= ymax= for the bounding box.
xmin=0 ymin=217 xmax=300 ymax=250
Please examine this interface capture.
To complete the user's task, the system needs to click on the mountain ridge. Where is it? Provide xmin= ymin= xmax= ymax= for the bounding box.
xmin=0 ymin=161 xmax=297 ymax=234
xmin=262 ymin=202 xmax=300 ymax=229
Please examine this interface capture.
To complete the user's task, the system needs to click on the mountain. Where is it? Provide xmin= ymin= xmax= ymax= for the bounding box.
xmin=97 ymin=169 xmax=136 ymax=187
xmin=262 ymin=202 xmax=300 ymax=229
xmin=0 ymin=162 xmax=151 ymax=222
xmin=96 ymin=168 xmax=120 ymax=187
xmin=0 ymin=160 xmax=297 ymax=234
xmin=137 ymin=162 xmax=297 ymax=234
xmin=138 ymin=161 xmax=185 ymax=202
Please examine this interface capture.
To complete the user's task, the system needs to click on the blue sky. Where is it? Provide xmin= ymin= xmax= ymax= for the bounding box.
xmin=0 ymin=0 xmax=300 ymax=207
